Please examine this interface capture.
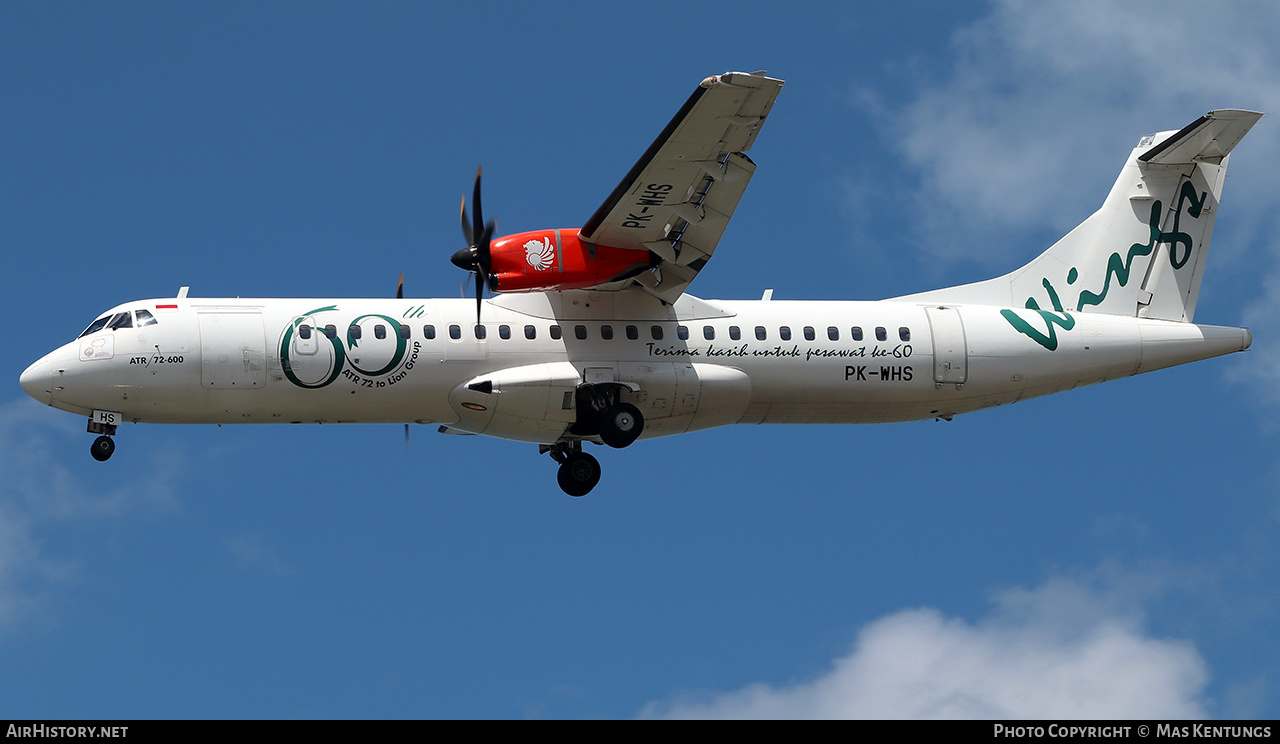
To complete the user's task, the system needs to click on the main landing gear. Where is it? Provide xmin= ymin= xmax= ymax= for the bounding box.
xmin=572 ymin=384 xmax=644 ymax=449
xmin=597 ymin=402 xmax=643 ymax=449
xmin=87 ymin=417 xmax=117 ymax=462
xmin=543 ymin=393 xmax=645 ymax=496
xmin=547 ymin=443 xmax=601 ymax=497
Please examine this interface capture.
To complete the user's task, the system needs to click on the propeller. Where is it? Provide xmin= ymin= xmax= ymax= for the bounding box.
xmin=450 ymin=166 xmax=497 ymax=323
xmin=396 ymin=272 xmax=407 ymax=447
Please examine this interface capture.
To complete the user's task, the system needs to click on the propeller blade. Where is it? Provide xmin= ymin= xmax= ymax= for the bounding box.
xmin=460 ymin=197 xmax=473 ymax=246
xmin=471 ymin=166 xmax=484 ymax=250
xmin=396 ymin=273 xmax=404 ymax=300
xmin=454 ymin=165 xmax=496 ymax=324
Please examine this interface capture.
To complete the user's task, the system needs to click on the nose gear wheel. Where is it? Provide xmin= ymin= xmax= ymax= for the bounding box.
xmin=90 ymin=435 xmax=115 ymax=462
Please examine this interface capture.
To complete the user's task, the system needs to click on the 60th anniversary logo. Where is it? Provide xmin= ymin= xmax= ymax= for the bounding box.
xmin=278 ymin=306 xmax=421 ymax=390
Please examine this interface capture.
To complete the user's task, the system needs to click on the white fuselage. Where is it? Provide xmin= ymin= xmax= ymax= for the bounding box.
xmin=20 ymin=288 xmax=1251 ymax=445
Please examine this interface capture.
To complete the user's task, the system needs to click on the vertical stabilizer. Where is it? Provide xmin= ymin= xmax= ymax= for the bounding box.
xmin=899 ymin=110 xmax=1262 ymax=323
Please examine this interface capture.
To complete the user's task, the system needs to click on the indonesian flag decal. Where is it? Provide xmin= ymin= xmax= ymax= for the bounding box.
xmin=524 ymin=236 xmax=555 ymax=271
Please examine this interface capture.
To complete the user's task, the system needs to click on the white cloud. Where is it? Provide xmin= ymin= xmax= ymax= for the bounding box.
xmin=228 ymin=531 xmax=294 ymax=576
xmin=859 ymin=0 xmax=1280 ymax=412
xmin=0 ymin=398 xmax=183 ymax=631
xmin=640 ymin=574 xmax=1208 ymax=719
xmin=873 ymin=0 xmax=1280 ymax=269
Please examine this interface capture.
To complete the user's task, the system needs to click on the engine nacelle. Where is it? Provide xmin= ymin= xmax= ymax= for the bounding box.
xmin=487 ymin=229 xmax=652 ymax=293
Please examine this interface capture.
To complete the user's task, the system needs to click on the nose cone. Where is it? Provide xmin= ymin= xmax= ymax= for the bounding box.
xmin=20 ymin=356 xmax=53 ymax=405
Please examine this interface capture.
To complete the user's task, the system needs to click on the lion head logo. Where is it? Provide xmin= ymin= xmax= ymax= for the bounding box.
xmin=524 ymin=237 xmax=555 ymax=271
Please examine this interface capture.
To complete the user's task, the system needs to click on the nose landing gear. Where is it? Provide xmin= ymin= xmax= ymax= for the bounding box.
xmin=90 ymin=435 xmax=115 ymax=462
xmin=87 ymin=416 xmax=117 ymax=462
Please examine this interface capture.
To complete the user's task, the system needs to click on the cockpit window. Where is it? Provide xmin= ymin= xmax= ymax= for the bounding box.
xmin=79 ymin=315 xmax=112 ymax=338
xmin=135 ymin=309 xmax=158 ymax=327
xmin=107 ymin=312 xmax=133 ymax=330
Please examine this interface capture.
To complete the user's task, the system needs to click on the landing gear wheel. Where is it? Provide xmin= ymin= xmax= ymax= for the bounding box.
xmin=557 ymin=451 xmax=601 ymax=497
xmin=90 ymin=435 xmax=115 ymax=462
xmin=598 ymin=403 xmax=643 ymax=449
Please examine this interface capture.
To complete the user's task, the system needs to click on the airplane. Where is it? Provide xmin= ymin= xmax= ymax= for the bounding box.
xmin=19 ymin=71 xmax=1260 ymax=496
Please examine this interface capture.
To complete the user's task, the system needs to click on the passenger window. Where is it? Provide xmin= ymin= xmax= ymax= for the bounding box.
xmin=899 ymin=327 xmax=911 ymax=342
xmin=651 ymin=325 xmax=664 ymax=340
xmin=780 ymin=326 xmax=791 ymax=341
xmin=601 ymin=325 xmax=613 ymax=340
xmin=574 ymin=325 xmax=587 ymax=340
xmin=324 ymin=325 xmax=337 ymax=339
xmin=349 ymin=324 xmax=362 ymax=340
xmin=499 ymin=325 xmax=511 ymax=340
xmin=851 ymin=326 xmax=863 ymax=341
xmin=803 ymin=326 xmax=815 ymax=341
xmin=704 ymin=326 xmax=715 ymax=340
xmin=876 ymin=327 xmax=887 ymax=341
xmin=755 ymin=326 xmax=767 ymax=341
xmin=299 ymin=324 xmax=312 ymax=340
xmin=828 ymin=326 xmax=839 ymax=341
xmin=449 ymin=324 xmax=461 ymax=340
xmin=474 ymin=325 xmax=487 ymax=340
xmin=374 ymin=324 xmax=387 ymax=340
xmin=626 ymin=325 xmax=639 ymax=340
xmin=135 ymin=309 xmax=158 ymax=327
xmin=524 ymin=325 xmax=536 ymax=340
xmin=398 ymin=324 xmax=411 ymax=339
xmin=677 ymin=325 xmax=689 ymax=340
xmin=550 ymin=325 xmax=562 ymax=340
xmin=730 ymin=326 xmax=741 ymax=341
xmin=424 ymin=324 xmax=436 ymax=340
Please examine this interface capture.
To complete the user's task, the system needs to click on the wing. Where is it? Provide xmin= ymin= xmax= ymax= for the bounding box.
xmin=579 ymin=71 xmax=784 ymax=302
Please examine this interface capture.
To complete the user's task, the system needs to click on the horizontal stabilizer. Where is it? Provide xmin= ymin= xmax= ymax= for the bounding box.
xmin=1138 ymin=109 xmax=1262 ymax=165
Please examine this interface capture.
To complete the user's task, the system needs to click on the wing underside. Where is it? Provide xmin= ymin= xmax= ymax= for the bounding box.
xmin=580 ymin=71 xmax=784 ymax=302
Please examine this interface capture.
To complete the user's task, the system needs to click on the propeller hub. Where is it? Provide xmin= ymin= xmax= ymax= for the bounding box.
xmin=451 ymin=246 xmax=477 ymax=271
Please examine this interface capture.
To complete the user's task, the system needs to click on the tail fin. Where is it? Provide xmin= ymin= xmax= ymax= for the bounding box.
xmin=900 ymin=109 xmax=1262 ymax=322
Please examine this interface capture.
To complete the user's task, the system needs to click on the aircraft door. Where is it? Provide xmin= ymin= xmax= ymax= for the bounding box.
xmin=199 ymin=311 xmax=268 ymax=389
xmin=925 ymin=306 xmax=967 ymax=385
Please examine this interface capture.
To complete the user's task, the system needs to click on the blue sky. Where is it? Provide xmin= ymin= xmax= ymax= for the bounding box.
xmin=3 ymin=1 xmax=1279 ymax=718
